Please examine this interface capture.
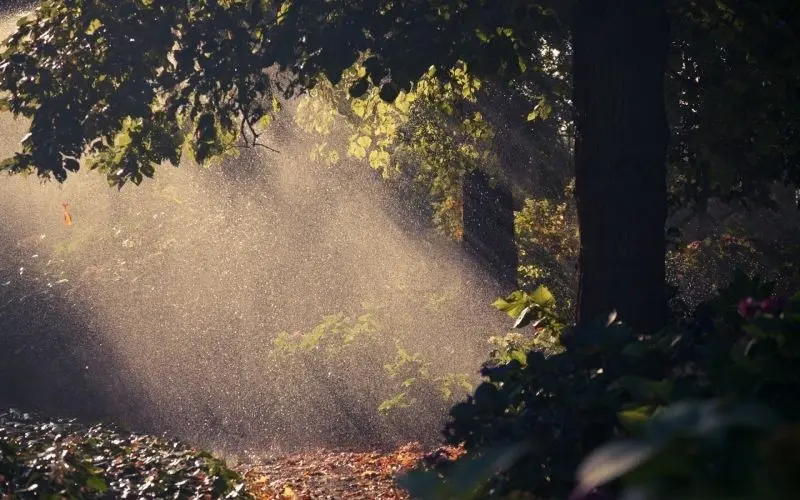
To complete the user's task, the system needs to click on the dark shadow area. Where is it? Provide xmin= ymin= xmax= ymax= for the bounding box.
xmin=477 ymin=80 xmax=574 ymax=205
xmin=0 ymin=225 xmax=157 ymax=432
xmin=463 ymin=169 xmax=519 ymax=290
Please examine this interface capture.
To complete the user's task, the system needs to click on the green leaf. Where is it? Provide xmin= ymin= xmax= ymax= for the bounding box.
xmin=618 ymin=405 xmax=658 ymax=433
xmin=508 ymin=348 xmax=527 ymax=365
xmin=528 ymin=286 xmax=555 ymax=308
xmin=85 ymin=475 xmax=108 ymax=493
xmin=512 ymin=305 xmax=535 ymax=328
xmin=492 ymin=291 xmax=529 ymax=319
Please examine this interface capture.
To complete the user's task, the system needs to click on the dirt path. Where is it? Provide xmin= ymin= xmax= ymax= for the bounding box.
xmin=237 ymin=443 xmax=463 ymax=499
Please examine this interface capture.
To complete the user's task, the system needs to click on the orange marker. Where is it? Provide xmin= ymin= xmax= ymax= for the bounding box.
xmin=62 ymin=202 xmax=73 ymax=226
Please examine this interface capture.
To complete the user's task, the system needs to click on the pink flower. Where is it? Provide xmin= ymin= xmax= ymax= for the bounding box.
xmin=738 ymin=296 xmax=786 ymax=320
xmin=760 ymin=296 xmax=786 ymax=315
xmin=737 ymin=297 xmax=759 ymax=320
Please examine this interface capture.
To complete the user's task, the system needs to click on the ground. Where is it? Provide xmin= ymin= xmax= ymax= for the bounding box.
xmin=237 ymin=443 xmax=463 ymax=499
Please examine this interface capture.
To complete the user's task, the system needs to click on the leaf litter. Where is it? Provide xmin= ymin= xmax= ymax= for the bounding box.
xmin=1 ymin=407 xmax=464 ymax=499
xmin=237 ymin=443 xmax=465 ymax=499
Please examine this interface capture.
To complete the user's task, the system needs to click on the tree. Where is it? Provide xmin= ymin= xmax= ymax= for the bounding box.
xmin=3 ymin=0 xmax=789 ymax=334
xmin=572 ymin=1 xmax=670 ymax=332
xmin=666 ymin=0 xmax=800 ymax=212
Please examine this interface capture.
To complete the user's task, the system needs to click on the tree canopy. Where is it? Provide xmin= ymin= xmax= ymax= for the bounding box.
xmin=2 ymin=0 xmax=796 ymax=202
xmin=0 ymin=0 xmax=565 ymax=186
xmin=1 ymin=0 xmax=798 ymax=333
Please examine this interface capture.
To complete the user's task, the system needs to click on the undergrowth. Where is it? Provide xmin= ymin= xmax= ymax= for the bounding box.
xmin=0 ymin=409 xmax=251 ymax=499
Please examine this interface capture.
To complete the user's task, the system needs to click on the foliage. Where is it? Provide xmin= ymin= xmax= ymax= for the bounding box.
xmin=666 ymin=0 xmax=800 ymax=211
xmin=267 ymin=306 xmax=474 ymax=420
xmin=0 ymin=0 xmax=564 ymax=188
xmin=399 ymin=274 xmax=800 ymax=498
xmin=514 ymin=181 xmax=579 ymax=309
xmin=294 ymin=61 xmax=496 ymax=239
xmin=574 ymin=400 xmax=800 ymax=499
xmin=2 ymin=0 xmax=797 ymax=330
xmin=379 ymin=342 xmax=474 ymax=415
xmin=0 ymin=408 xmax=251 ymax=499
xmin=271 ymin=310 xmax=380 ymax=356
xmin=666 ymin=229 xmax=767 ymax=311
xmin=509 ymin=177 xmax=785 ymax=319
xmin=0 ymin=0 xmax=282 ymax=187
xmin=490 ymin=286 xmax=564 ymax=350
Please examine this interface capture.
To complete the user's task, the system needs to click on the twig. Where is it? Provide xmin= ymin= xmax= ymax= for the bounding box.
xmin=252 ymin=141 xmax=281 ymax=153
xmin=237 ymin=105 xmax=281 ymax=154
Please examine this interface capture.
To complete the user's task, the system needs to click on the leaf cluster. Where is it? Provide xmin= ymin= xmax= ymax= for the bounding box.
xmin=666 ymin=0 xmax=800 ymax=210
xmin=402 ymin=272 xmax=800 ymax=498
xmin=267 ymin=306 xmax=474 ymax=421
xmin=0 ymin=0 xmax=278 ymax=186
xmin=0 ymin=408 xmax=251 ymax=499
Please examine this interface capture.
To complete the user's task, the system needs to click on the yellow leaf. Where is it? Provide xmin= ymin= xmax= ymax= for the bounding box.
xmin=356 ymin=135 xmax=372 ymax=148
xmin=347 ymin=138 xmax=367 ymax=159
xmin=276 ymin=2 xmax=292 ymax=24
xmin=352 ymin=100 xmax=367 ymax=118
xmin=86 ymin=19 xmax=103 ymax=35
xmin=395 ymin=94 xmax=412 ymax=114
xmin=368 ymin=149 xmax=390 ymax=170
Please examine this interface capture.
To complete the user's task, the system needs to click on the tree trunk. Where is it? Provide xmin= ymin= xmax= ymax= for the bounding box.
xmin=462 ymin=170 xmax=519 ymax=291
xmin=572 ymin=0 xmax=671 ymax=334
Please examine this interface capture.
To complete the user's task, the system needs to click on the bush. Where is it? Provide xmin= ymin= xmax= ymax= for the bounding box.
xmin=267 ymin=306 xmax=474 ymax=422
xmin=574 ymin=399 xmax=800 ymax=499
xmin=400 ymin=273 xmax=800 ymax=499
xmin=0 ymin=409 xmax=251 ymax=499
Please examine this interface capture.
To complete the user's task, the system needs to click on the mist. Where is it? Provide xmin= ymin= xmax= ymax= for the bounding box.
xmin=0 ymin=7 xmax=512 ymax=458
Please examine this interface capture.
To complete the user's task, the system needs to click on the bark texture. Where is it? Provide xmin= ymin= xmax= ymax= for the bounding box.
xmin=572 ymin=0 xmax=671 ymax=333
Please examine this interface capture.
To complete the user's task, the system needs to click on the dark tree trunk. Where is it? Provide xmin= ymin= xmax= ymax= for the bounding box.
xmin=462 ymin=170 xmax=519 ymax=290
xmin=572 ymin=1 xmax=671 ymax=334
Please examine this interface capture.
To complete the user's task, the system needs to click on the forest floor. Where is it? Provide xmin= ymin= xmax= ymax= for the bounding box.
xmin=235 ymin=442 xmax=463 ymax=499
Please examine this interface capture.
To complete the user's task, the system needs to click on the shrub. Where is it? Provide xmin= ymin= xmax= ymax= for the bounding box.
xmin=514 ymin=186 xmax=579 ymax=314
xmin=574 ymin=400 xmax=800 ymax=499
xmin=400 ymin=273 xmax=800 ymax=499
xmin=266 ymin=306 xmax=474 ymax=421
xmin=0 ymin=409 xmax=250 ymax=499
